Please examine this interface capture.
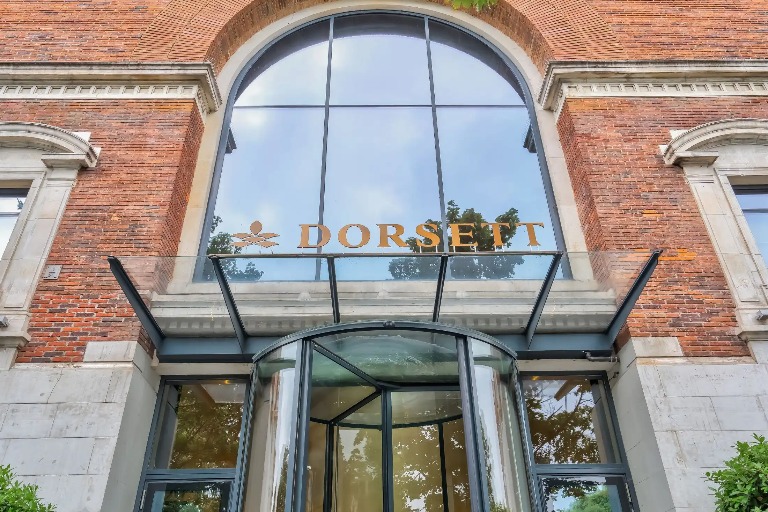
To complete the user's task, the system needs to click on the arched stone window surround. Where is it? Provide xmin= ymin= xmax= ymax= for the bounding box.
xmin=175 ymin=0 xmax=588 ymax=276
xmin=0 ymin=122 xmax=100 ymax=349
xmin=662 ymin=119 xmax=768 ymax=342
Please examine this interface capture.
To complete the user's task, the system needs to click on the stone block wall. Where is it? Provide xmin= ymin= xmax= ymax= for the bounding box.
xmin=0 ymin=342 xmax=158 ymax=512
xmin=613 ymin=338 xmax=768 ymax=512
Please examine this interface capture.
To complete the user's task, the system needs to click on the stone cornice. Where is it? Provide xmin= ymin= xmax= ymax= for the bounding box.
xmin=660 ymin=118 xmax=768 ymax=166
xmin=0 ymin=121 xmax=100 ymax=168
xmin=539 ymin=60 xmax=768 ymax=117
xmin=0 ymin=62 xmax=222 ymax=117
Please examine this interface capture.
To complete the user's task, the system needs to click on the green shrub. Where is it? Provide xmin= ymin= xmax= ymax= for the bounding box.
xmin=706 ymin=434 xmax=768 ymax=512
xmin=0 ymin=465 xmax=55 ymax=512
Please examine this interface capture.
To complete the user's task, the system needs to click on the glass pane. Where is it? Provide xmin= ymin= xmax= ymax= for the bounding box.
xmin=523 ymin=376 xmax=618 ymax=464
xmin=152 ymin=381 xmax=246 ymax=469
xmin=144 ymin=481 xmax=230 ymax=512
xmin=335 ymin=422 xmax=384 ymax=512
xmin=429 ymin=20 xmax=524 ymax=106
xmin=470 ymin=340 xmax=530 ymax=512
xmin=391 ymin=390 xmax=469 ymax=512
xmin=391 ymin=390 xmax=462 ymax=426
xmin=323 ymin=107 xmax=440 ymax=255
xmin=438 ymin=108 xmax=557 ymax=251
xmin=316 ymin=330 xmax=459 ymax=384
xmin=744 ymin=211 xmax=768 ymax=264
xmin=208 ymin=108 xmax=324 ymax=265
xmin=443 ymin=418 xmax=472 ymax=512
xmin=235 ymin=20 xmax=330 ymax=106
xmin=309 ymin=347 xmax=376 ymax=422
xmin=0 ymin=215 xmax=20 ymax=257
xmin=244 ymin=343 xmax=299 ymax=512
xmin=0 ymin=192 xmax=25 ymax=213
xmin=541 ymin=476 xmax=633 ymax=512
xmin=0 ymin=190 xmax=26 ymax=257
xmin=330 ymin=14 xmax=431 ymax=105
xmin=735 ymin=190 xmax=768 ymax=210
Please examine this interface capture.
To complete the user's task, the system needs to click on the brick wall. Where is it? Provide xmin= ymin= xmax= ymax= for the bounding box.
xmin=0 ymin=100 xmax=203 ymax=363
xmin=2 ymin=1 xmax=768 ymax=72
xmin=557 ymin=96 xmax=768 ymax=357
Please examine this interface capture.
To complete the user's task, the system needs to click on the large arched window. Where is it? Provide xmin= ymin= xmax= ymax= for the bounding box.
xmin=202 ymin=13 xmax=560 ymax=280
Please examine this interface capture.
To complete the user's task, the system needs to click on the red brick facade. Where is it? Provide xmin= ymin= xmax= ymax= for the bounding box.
xmin=2 ymin=0 xmax=765 ymax=362
xmin=5 ymin=100 xmax=203 ymax=363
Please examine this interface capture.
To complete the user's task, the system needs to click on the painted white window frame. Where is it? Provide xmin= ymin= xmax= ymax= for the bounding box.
xmin=0 ymin=122 xmax=100 ymax=349
xmin=662 ymin=119 xmax=768 ymax=342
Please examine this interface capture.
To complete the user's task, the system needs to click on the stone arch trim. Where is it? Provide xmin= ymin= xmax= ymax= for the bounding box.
xmin=663 ymin=119 xmax=768 ymax=166
xmin=133 ymin=0 xmax=627 ymax=74
xmin=0 ymin=122 xmax=100 ymax=169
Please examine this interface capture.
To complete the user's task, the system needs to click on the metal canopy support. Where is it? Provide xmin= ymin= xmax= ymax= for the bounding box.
xmin=209 ymin=256 xmax=247 ymax=353
xmin=432 ymin=254 xmax=449 ymax=322
xmin=604 ymin=249 xmax=662 ymax=343
xmin=327 ymin=256 xmax=340 ymax=324
xmin=525 ymin=252 xmax=562 ymax=348
xmin=107 ymin=256 xmax=165 ymax=349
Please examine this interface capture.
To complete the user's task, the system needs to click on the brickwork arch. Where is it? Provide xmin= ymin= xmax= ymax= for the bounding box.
xmin=132 ymin=0 xmax=627 ymax=74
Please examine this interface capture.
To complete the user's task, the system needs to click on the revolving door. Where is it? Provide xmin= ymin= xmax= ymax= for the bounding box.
xmin=239 ymin=325 xmax=531 ymax=512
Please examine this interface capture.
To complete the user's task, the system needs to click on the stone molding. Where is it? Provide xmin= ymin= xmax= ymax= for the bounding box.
xmin=539 ymin=61 xmax=768 ymax=118
xmin=659 ymin=119 xmax=768 ymax=347
xmin=0 ymin=62 xmax=222 ymax=118
xmin=0 ymin=123 xmax=102 ymax=349
xmin=0 ymin=122 xmax=100 ymax=168
xmin=661 ymin=119 xmax=768 ymax=165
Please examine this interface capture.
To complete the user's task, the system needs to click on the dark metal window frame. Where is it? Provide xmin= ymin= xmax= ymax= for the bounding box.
xmin=518 ymin=370 xmax=639 ymax=511
xmin=133 ymin=375 xmax=251 ymax=512
xmin=196 ymin=10 xmax=567 ymax=267
xmin=133 ymin=327 xmax=640 ymax=512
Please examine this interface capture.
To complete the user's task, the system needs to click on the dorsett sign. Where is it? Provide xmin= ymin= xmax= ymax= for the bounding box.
xmin=232 ymin=221 xmax=546 ymax=250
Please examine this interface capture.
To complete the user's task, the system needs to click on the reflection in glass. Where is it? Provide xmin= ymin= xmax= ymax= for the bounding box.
xmin=235 ymin=19 xmax=330 ymax=106
xmin=209 ymin=108 xmax=324 ymax=262
xmin=331 ymin=14 xmax=430 ymax=105
xmin=152 ymin=381 xmax=245 ymax=469
xmin=438 ymin=108 xmax=556 ymax=251
xmin=523 ymin=376 xmax=618 ymax=464
xmin=323 ymin=107 xmax=440 ymax=253
xmin=734 ymin=188 xmax=768 ymax=265
xmin=429 ymin=20 xmax=524 ymax=106
xmin=316 ymin=331 xmax=459 ymax=384
xmin=244 ymin=344 xmax=299 ymax=512
xmin=145 ymin=481 xmax=229 ymax=512
xmin=391 ymin=391 xmax=470 ymax=512
xmin=541 ymin=476 xmax=632 ymax=512
xmin=0 ymin=189 xmax=26 ymax=257
xmin=471 ymin=340 xmax=530 ymax=512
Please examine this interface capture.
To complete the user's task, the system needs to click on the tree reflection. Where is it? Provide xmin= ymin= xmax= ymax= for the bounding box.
xmin=206 ymin=215 xmax=264 ymax=281
xmin=524 ymin=381 xmax=599 ymax=465
xmin=168 ymin=385 xmax=243 ymax=469
xmin=389 ymin=201 xmax=522 ymax=280
xmin=156 ymin=485 xmax=224 ymax=512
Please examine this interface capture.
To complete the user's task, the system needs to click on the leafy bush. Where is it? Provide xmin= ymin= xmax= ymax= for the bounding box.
xmin=448 ymin=0 xmax=497 ymax=11
xmin=0 ymin=465 xmax=55 ymax=512
xmin=706 ymin=434 xmax=768 ymax=512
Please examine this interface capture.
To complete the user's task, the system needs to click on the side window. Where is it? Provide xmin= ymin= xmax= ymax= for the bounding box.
xmin=138 ymin=379 xmax=248 ymax=512
xmin=521 ymin=374 xmax=635 ymax=511
xmin=0 ymin=188 xmax=27 ymax=257
xmin=733 ymin=185 xmax=768 ymax=266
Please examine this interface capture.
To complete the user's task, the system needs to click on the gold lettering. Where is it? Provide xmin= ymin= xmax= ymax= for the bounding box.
xmin=339 ymin=224 xmax=371 ymax=248
xmin=377 ymin=224 xmax=408 ymax=248
xmin=449 ymin=223 xmax=477 ymax=248
xmin=298 ymin=224 xmax=330 ymax=248
xmin=481 ymin=222 xmax=511 ymax=247
xmin=415 ymin=223 xmax=440 ymax=248
xmin=515 ymin=222 xmax=545 ymax=247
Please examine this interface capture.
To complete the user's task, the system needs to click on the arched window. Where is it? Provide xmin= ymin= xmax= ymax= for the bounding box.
xmin=202 ymin=13 xmax=561 ymax=280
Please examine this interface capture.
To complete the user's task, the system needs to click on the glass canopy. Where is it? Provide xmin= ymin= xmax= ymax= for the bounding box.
xmin=108 ymin=250 xmax=660 ymax=360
